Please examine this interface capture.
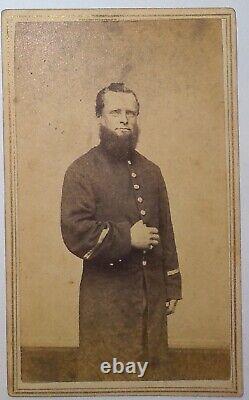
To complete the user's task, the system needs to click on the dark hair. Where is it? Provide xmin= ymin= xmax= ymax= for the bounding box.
xmin=95 ymin=82 xmax=140 ymax=117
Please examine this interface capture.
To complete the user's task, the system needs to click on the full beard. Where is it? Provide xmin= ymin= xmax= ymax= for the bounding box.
xmin=99 ymin=124 xmax=139 ymax=161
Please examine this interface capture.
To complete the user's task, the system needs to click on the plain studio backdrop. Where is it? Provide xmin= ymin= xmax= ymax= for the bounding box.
xmin=15 ymin=18 xmax=230 ymax=348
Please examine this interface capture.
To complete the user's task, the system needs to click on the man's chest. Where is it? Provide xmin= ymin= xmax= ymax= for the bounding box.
xmin=88 ymin=161 xmax=160 ymax=225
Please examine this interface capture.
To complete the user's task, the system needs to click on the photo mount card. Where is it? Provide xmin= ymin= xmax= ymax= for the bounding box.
xmin=2 ymin=7 xmax=242 ymax=397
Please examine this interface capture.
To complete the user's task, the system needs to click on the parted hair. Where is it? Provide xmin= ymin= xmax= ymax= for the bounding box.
xmin=95 ymin=83 xmax=140 ymax=117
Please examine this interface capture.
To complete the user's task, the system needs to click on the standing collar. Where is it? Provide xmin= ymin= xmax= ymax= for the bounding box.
xmin=97 ymin=142 xmax=137 ymax=164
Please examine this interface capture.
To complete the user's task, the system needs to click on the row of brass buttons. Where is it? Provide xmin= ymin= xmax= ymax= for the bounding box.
xmin=128 ymin=159 xmax=147 ymax=266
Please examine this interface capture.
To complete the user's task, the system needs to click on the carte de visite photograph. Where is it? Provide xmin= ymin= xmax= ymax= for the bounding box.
xmin=2 ymin=7 xmax=242 ymax=397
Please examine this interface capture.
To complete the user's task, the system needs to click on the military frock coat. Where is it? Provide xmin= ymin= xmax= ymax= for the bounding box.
xmin=61 ymin=143 xmax=182 ymax=372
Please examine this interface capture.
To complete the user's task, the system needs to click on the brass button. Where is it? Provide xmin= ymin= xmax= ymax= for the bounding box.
xmin=134 ymin=184 xmax=140 ymax=190
xmin=140 ymin=210 xmax=146 ymax=216
xmin=118 ymin=259 xmax=122 ymax=262
xmin=131 ymin=172 xmax=137 ymax=178
xmin=110 ymin=263 xmax=114 ymax=266
xmin=128 ymin=160 xmax=132 ymax=165
xmin=142 ymin=260 xmax=147 ymax=266
xmin=137 ymin=197 xmax=143 ymax=203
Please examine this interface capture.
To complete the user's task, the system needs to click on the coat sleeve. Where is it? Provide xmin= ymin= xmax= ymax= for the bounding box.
xmin=61 ymin=164 xmax=132 ymax=262
xmin=157 ymin=168 xmax=182 ymax=300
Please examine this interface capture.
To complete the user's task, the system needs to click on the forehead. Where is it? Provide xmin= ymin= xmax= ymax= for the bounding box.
xmin=103 ymin=91 xmax=137 ymax=111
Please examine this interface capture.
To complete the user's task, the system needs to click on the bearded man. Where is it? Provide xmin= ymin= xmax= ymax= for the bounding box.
xmin=61 ymin=83 xmax=182 ymax=380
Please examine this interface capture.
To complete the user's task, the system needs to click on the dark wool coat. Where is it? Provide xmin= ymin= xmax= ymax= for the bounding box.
xmin=61 ymin=144 xmax=182 ymax=376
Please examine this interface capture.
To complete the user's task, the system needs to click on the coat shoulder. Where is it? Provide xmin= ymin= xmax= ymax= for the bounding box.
xmin=65 ymin=146 xmax=100 ymax=177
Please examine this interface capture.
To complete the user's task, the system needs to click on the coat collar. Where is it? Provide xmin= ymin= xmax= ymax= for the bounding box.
xmin=97 ymin=142 xmax=137 ymax=164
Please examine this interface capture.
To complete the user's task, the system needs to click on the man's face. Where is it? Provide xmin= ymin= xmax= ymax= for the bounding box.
xmin=99 ymin=91 xmax=138 ymax=135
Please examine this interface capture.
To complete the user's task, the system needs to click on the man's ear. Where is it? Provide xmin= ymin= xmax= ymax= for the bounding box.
xmin=98 ymin=115 xmax=106 ymax=128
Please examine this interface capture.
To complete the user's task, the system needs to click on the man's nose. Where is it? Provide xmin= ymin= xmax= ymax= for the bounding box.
xmin=119 ymin=111 xmax=128 ymax=124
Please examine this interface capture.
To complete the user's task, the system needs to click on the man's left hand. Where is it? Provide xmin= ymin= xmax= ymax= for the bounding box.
xmin=165 ymin=299 xmax=178 ymax=315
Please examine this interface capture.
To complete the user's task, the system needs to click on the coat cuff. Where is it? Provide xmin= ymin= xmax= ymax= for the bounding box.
xmin=84 ymin=220 xmax=132 ymax=263
xmin=83 ymin=226 xmax=110 ymax=260
xmin=165 ymin=269 xmax=182 ymax=300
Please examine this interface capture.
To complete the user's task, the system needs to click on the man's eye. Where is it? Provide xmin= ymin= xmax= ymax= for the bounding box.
xmin=110 ymin=110 xmax=120 ymax=115
xmin=127 ymin=111 xmax=136 ymax=117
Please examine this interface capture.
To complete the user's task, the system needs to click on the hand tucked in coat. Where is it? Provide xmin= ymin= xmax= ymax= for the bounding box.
xmin=130 ymin=220 xmax=160 ymax=250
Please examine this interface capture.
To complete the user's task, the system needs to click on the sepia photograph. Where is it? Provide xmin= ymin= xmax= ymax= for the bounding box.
xmin=2 ymin=7 xmax=242 ymax=396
